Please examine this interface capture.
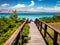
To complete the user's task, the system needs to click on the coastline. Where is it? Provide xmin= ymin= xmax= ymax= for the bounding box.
xmin=0 ymin=13 xmax=54 ymax=20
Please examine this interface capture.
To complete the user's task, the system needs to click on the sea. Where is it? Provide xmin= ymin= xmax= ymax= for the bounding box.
xmin=0 ymin=13 xmax=57 ymax=20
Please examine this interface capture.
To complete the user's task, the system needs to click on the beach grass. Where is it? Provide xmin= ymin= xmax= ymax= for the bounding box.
xmin=41 ymin=22 xmax=60 ymax=45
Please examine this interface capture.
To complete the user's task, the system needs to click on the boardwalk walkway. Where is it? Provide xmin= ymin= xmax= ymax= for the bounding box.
xmin=26 ymin=22 xmax=46 ymax=45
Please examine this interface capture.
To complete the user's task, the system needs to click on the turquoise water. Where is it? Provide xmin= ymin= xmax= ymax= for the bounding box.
xmin=0 ymin=13 xmax=54 ymax=20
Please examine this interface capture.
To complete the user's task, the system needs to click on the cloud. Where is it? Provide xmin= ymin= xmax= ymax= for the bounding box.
xmin=11 ymin=4 xmax=60 ymax=12
xmin=28 ymin=0 xmax=34 ymax=7
xmin=26 ymin=6 xmax=60 ymax=12
xmin=12 ymin=4 xmax=26 ymax=9
xmin=11 ymin=0 xmax=35 ymax=9
xmin=27 ymin=8 xmax=35 ymax=11
xmin=36 ymin=6 xmax=60 ymax=12
xmin=37 ymin=7 xmax=43 ymax=9
xmin=4 ymin=0 xmax=60 ymax=12
xmin=1 ymin=3 xmax=9 ymax=7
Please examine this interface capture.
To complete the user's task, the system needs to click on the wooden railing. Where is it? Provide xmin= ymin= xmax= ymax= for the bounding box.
xmin=4 ymin=19 xmax=28 ymax=45
xmin=35 ymin=19 xmax=60 ymax=45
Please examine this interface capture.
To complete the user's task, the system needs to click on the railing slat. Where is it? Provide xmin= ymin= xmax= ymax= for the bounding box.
xmin=44 ymin=24 xmax=47 ymax=39
xmin=53 ymin=31 xmax=58 ymax=45
xmin=40 ymin=22 xmax=42 ymax=32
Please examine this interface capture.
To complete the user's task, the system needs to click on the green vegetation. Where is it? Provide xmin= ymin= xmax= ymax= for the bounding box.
xmin=41 ymin=23 xmax=60 ymax=45
xmin=39 ymin=14 xmax=60 ymax=45
xmin=22 ymin=24 xmax=30 ymax=43
xmin=0 ymin=11 xmax=26 ymax=45
xmin=12 ymin=24 xmax=30 ymax=45
xmin=49 ymin=22 xmax=60 ymax=30
xmin=39 ymin=14 xmax=60 ymax=23
xmin=49 ymin=22 xmax=60 ymax=44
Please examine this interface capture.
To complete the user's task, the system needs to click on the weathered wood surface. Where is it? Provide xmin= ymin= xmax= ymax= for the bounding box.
xmin=26 ymin=22 xmax=46 ymax=45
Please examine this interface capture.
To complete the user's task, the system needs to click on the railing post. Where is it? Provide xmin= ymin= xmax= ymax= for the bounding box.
xmin=35 ymin=19 xmax=38 ymax=28
xmin=26 ymin=19 xmax=29 ymax=23
xmin=40 ymin=22 xmax=42 ymax=32
xmin=53 ymin=31 xmax=58 ymax=45
xmin=44 ymin=24 xmax=47 ymax=39
xmin=35 ymin=19 xmax=37 ymax=25
xmin=37 ymin=24 xmax=39 ymax=29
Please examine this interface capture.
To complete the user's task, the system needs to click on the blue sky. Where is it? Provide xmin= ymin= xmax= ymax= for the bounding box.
xmin=0 ymin=0 xmax=60 ymax=12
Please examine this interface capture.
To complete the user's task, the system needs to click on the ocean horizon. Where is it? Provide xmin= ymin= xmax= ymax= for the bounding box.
xmin=0 ymin=13 xmax=57 ymax=20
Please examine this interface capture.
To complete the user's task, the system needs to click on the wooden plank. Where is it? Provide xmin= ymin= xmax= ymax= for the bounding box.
xmin=26 ymin=22 xmax=46 ymax=45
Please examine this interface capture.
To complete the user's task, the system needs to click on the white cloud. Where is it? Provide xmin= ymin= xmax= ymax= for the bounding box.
xmin=28 ymin=0 xmax=34 ymax=7
xmin=7 ymin=0 xmax=60 ymax=12
xmin=11 ymin=0 xmax=35 ymax=9
xmin=36 ymin=6 xmax=60 ymax=12
xmin=12 ymin=4 xmax=26 ymax=9
xmin=1 ymin=3 xmax=9 ymax=7
xmin=26 ymin=6 xmax=60 ymax=12
xmin=27 ymin=8 xmax=35 ymax=11
xmin=11 ymin=4 xmax=60 ymax=12
xmin=54 ymin=6 xmax=60 ymax=10
xmin=37 ymin=7 xmax=43 ymax=9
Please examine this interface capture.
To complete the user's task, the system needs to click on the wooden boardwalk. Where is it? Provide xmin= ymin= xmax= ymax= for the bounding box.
xmin=4 ymin=19 xmax=60 ymax=45
xmin=26 ymin=22 xmax=46 ymax=45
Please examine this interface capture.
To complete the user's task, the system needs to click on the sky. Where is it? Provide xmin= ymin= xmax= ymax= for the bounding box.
xmin=0 ymin=0 xmax=60 ymax=12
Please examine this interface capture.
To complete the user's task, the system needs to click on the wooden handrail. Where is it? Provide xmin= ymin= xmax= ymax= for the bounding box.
xmin=40 ymin=20 xmax=60 ymax=34
xmin=35 ymin=18 xmax=60 ymax=45
xmin=36 ymin=19 xmax=60 ymax=34
xmin=4 ymin=19 xmax=27 ymax=45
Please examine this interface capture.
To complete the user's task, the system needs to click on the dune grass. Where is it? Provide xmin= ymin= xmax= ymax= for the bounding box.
xmin=49 ymin=22 xmax=60 ymax=30
xmin=41 ymin=22 xmax=60 ymax=45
